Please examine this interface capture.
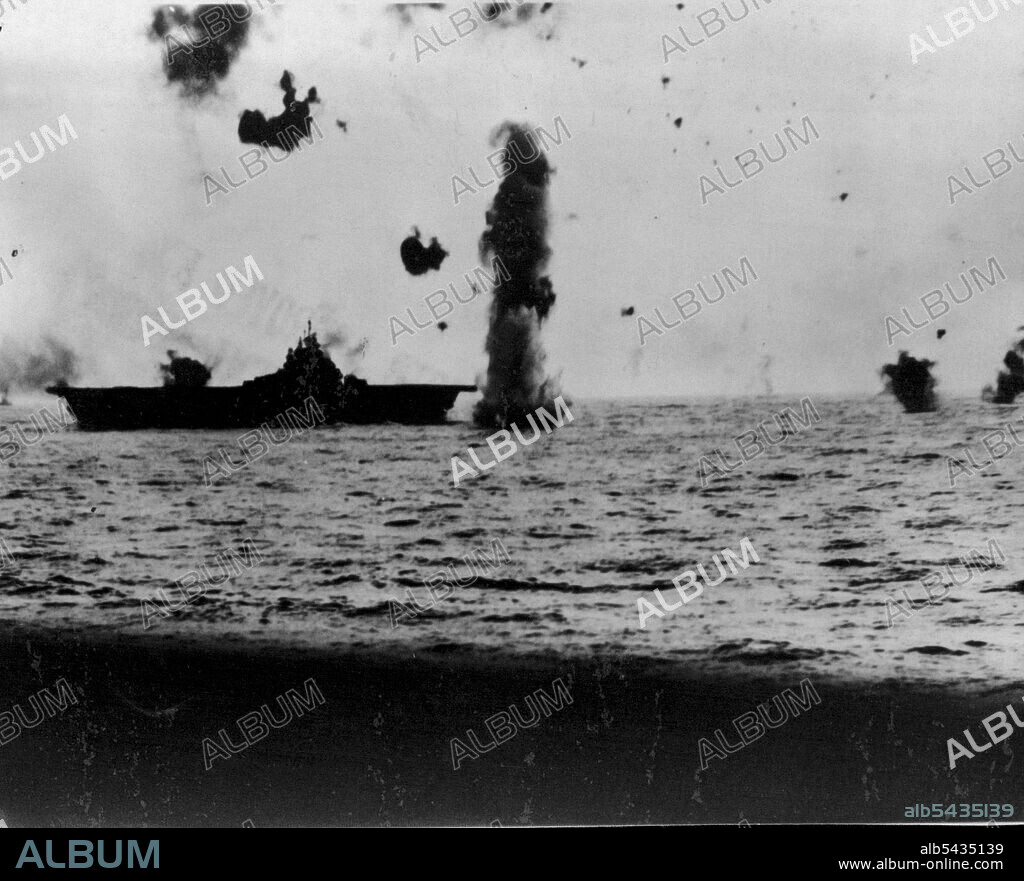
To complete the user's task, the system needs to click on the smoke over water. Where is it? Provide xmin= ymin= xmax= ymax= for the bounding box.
xmin=881 ymin=351 xmax=937 ymax=413
xmin=148 ymin=5 xmax=253 ymax=98
xmin=982 ymin=332 xmax=1024 ymax=404
xmin=474 ymin=122 xmax=561 ymax=429
xmin=0 ymin=336 xmax=80 ymax=393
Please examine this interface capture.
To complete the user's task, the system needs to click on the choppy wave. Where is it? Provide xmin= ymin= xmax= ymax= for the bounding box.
xmin=0 ymin=396 xmax=1021 ymax=685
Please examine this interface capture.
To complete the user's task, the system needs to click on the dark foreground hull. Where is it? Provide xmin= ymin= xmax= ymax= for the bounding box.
xmin=46 ymin=384 xmax=476 ymax=430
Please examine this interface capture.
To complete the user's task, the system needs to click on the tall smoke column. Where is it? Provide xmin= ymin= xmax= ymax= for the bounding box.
xmin=880 ymin=351 xmax=937 ymax=413
xmin=474 ymin=122 xmax=560 ymax=429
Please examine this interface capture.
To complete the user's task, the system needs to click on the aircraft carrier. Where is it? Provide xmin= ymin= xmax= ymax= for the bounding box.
xmin=47 ymin=325 xmax=474 ymax=430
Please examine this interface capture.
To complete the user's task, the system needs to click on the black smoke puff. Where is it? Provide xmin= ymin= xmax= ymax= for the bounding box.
xmin=160 ymin=351 xmax=212 ymax=388
xmin=400 ymin=227 xmax=449 ymax=276
xmin=149 ymin=5 xmax=252 ymax=98
xmin=982 ymin=337 xmax=1024 ymax=404
xmin=881 ymin=351 xmax=937 ymax=413
xmin=239 ymin=70 xmax=320 ymax=152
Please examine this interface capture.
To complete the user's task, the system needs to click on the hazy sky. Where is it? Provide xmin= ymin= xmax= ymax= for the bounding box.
xmin=1 ymin=0 xmax=1022 ymax=398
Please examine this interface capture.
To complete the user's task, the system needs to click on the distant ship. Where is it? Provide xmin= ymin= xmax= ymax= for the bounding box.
xmin=47 ymin=325 xmax=475 ymax=431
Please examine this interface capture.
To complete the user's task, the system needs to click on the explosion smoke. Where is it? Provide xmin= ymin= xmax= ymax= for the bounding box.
xmin=400 ymin=227 xmax=448 ymax=276
xmin=239 ymin=70 xmax=320 ymax=152
xmin=982 ymin=332 xmax=1024 ymax=404
xmin=881 ymin=351 xmax=937 ymax=413
xmin=148 ymin=4 xmax=252 ymax=98
xmin=474 ymin=122 xmax=560 ymax=429
xmin=159 ymin=351 xmax=212 ymax=387
xmin=0 ymin=336 xmax=80 ymax=391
